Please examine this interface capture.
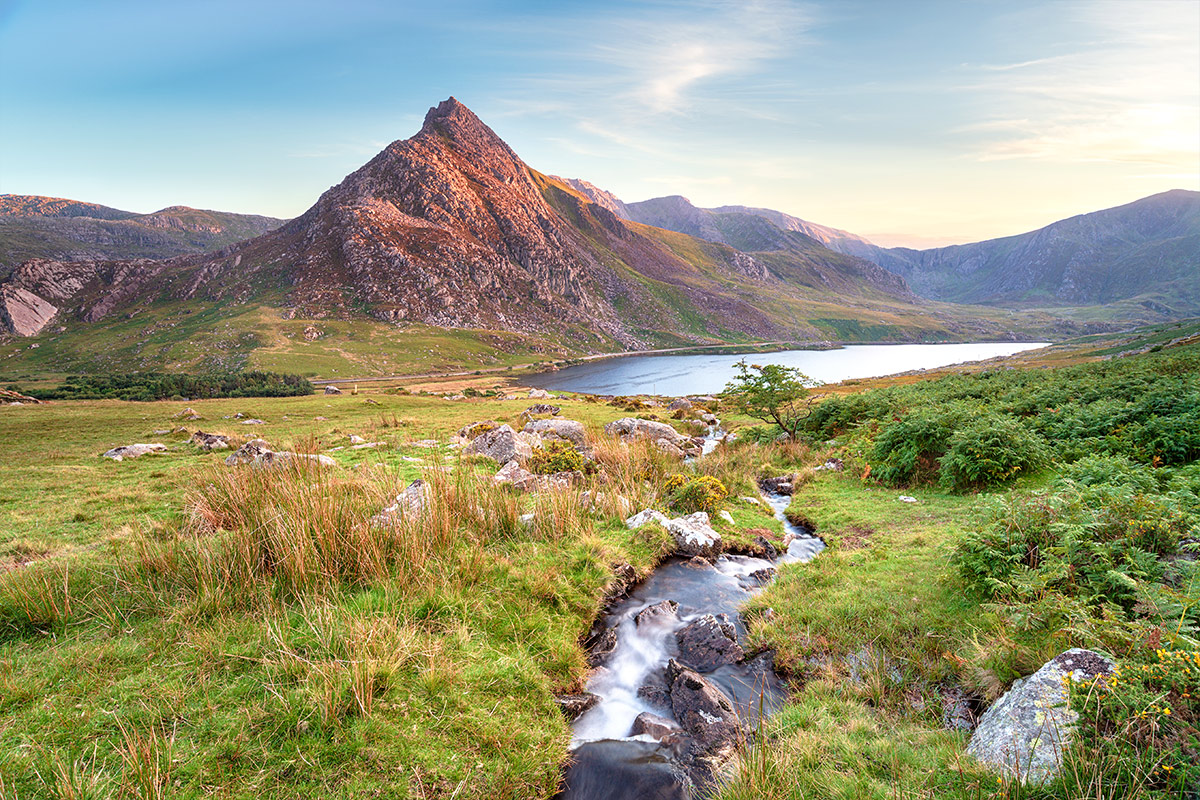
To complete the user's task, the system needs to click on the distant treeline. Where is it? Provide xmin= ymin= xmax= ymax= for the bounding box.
xmin=19 ymin=372 xmax=314 ymax=402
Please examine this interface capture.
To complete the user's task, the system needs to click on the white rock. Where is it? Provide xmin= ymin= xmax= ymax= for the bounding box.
xmin=101 ymin=443 xmax=167 ymax=461
xmin=625 ymin=509 xmax=671 ymax=529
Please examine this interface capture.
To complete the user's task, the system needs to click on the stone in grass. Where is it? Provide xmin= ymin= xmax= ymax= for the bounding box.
xmin=224 ymin=439 xmax=336 ymax=468
xmin=323 ymin=385 xmax=342 ymax=395
xmin=101 ymin=443 xmax=167 ymax=461
xmin=625 ymin=509 xmax=670 ymax=529
xmin=967 ymin=648 xmax=1115 ymax=785
xmin=372 ymin=480 xmax=428 ymax=526
xmin=463 ymin=424 xmax=533 ymax=465
xmin=189 ymin=431 xmax=229 ymax=451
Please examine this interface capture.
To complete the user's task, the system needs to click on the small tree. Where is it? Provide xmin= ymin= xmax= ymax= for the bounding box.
xmin=723 ymin=359 xmax=817 ymax=441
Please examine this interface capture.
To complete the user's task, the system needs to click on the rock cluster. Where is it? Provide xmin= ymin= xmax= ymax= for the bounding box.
xmin=604 ymin=417 xmax=700 ymax=459
xmin=224 ymin=439 xmax=335 ymax=468
xmin=189 ymin=431 xmax=229 ymax=451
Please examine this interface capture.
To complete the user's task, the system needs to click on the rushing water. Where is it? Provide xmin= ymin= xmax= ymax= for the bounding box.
xmin=559 ymin=485 xmax=824 ymax=799
xmin=523 ymin=342 xmax=1049 ymax=396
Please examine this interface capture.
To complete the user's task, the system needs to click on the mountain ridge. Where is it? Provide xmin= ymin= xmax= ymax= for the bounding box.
xmin=0 ymin=98 xmax=1085 ymax=376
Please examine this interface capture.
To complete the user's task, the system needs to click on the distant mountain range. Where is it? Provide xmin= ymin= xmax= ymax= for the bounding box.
xmin=0 ymin=196 xmax=285 ymax=281
xmin=569 ymin=186 xmax=1200 ymax=319
xmin=3 ymin=98 xmax=1053 ymax=376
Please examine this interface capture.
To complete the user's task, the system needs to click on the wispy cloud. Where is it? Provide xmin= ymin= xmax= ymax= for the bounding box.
xmin=957 ymin=0 xmax=1199 ymax=171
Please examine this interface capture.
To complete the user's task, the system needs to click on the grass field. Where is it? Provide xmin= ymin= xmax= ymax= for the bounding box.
xmin=1 ymin=323 xmax=1195 ymax=799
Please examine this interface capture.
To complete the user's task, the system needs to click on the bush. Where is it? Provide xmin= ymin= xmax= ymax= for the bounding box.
xmin=666 ymin=475 xmax=728 ymax=514
xmin=25 ymin=371 xmax=313 ymax=401
xmin=872 ymin=409 xmax=956 ymax=487
xmin=938 ymin=416 xmax=1048 ymax=491
xmin=528 ymin=441 xmax=584 ymax=475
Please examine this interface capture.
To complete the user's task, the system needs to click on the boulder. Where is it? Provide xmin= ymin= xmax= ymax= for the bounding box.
xmin=675 ymin=613 xmax=743 ymax=672
xmin=523 ymin=418 xmax=587 ymax=448
xmin=189 ymin=431 xmax=229 ymax=451
xmin=667 ymin=398 xmax=693 ymax=411
xmin=966 ymin=648 xmax=1114 ymax=784
xmin=463 ymin=424 xmax=533 ymax=464
xmin=604 ymin=417 xmax=685 ymax=445
xmin=239 ymin=418 xmax=266 ymax=425
xmin=814 ymin=458 xmax=844 ymax=472
xmin=631 ymin=711 xmax=682 ymax=741
xmin=555 ymin=692 xmax=601 ymax=722
xmin=666 ymin=512 xmax=722 ymax=558
xmin=224 ymin=439 xmax=336 ymax=468
xmin=655 ymin=438 xmax=687 ymax=460
xmin=372 ymin=480 xmax=428 ymax=525
xmin=528 ymin=388 xmax=553 ymax=400
xmin=456 ymin=420 xmax=499 ymax=440
xmin=493 ymin=460 xmax=580 ymax=492
xmin=101 ymin=443 xmax=166 ymax=461
xmin=758 ymin=475 xmax=795 ymax=495
xmin=323 ymin=385 xmax=342 ymax=395
xmin=634 ymin=599 xmax=679 ymax=628
xmin=493 ymin=459 xmax=537 ymax=490
xmin=523 ymin=403 xmax=561 ymax=416
xmin=665 ymin=659 xmax=744 ymax=754
xmin=699 ymin=413 xmax=719 ymax=425
xmin=174 ymin=407 xmax=201 ymax=419
xmin=625 ymin=508 xmax=670 ymax=529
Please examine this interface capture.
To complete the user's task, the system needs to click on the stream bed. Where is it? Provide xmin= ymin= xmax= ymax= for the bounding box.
xmin=557 ymin=491 xmax=824 ymax=799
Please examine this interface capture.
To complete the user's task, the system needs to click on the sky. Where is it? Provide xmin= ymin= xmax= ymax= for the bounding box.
xmin=0 ymin=0 xmax=1197 ymax=247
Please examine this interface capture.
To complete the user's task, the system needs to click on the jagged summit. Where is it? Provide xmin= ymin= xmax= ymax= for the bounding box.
xmin=0 ymin=97 xmax=947 ymax=357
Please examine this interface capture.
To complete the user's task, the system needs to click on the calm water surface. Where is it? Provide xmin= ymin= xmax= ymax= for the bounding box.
xmin=522 ymin=342 xmax=1048 ymax=396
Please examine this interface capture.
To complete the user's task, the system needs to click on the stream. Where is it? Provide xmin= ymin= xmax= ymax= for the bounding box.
xmin=558 ymin=468 xmax=824 ymax=799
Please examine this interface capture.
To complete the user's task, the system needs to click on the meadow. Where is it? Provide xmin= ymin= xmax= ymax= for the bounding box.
xmin=0 ymin=326 xmax=1195 ymax=799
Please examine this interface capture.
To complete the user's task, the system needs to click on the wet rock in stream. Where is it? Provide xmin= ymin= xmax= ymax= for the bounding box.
xmin=674 ymin=613 xmax=743 ymax=672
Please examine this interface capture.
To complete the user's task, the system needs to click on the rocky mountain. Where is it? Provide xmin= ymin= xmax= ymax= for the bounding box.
xmin=614 ymin=189 xmax=1200 ymax=318
xmin=0 ymin=195 xmax=285 ymax=280
xmin=2 ymin=98 xmax=1006 ymax=367
xmin=852 ymin=190 xmax=1200 ymax=312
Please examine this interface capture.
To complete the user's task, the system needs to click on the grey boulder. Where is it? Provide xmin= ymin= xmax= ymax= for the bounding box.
xmin=675 ymin=613 xmax=744 ymax=672
xmin=967 ymin=648 xmax=1115 ymax=785
xmin=101 ymin=443 xmax=167 ymax=461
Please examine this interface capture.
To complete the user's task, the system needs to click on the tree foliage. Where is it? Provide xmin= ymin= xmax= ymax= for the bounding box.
xmin=722 ymin=359 xmax=817 ymax=441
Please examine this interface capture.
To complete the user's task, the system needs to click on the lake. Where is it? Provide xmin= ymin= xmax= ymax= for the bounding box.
xmin=520 ymin=342 xmax=1049 ymax=396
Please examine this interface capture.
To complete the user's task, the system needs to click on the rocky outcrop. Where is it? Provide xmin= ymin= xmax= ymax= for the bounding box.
xmin=523 ymin=418 xmax=587 ymax=448
xmin=224 ymin=439 xmax=336 ymax=468
xmin=967 ymin=648 xmax=1115 ymax=784
xmin=189 ymin=431 xmax=229 ymax=451
xmin=675 ymin=613 xmax=744 ymax=672
xmin=463 ymin=424 xmax=534 ymax=464
xmin=323 ymin=385 xmax=342 ymax=395
xmin=0 ymin=285 xmax=57 ymax=336
xmin=604 ymin=417 xmax=699 ymax=458
xmin=101 ymin=443 xmax=166 ymax=461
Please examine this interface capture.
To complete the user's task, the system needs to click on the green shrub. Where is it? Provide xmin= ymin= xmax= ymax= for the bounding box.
xmin=872 ymin=409 xmax=955 ymax=487
xmin=528 ymin=440 xmax=584 ymax=475
xmin=666 ymin=475 xmax=728 ymax=514
xmin=938 ymin=416 xmax=1048 ymax=491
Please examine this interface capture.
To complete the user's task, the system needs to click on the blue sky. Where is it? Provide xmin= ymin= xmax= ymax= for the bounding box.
xmin=1 ymin=0 xmax=1196 ymax=246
